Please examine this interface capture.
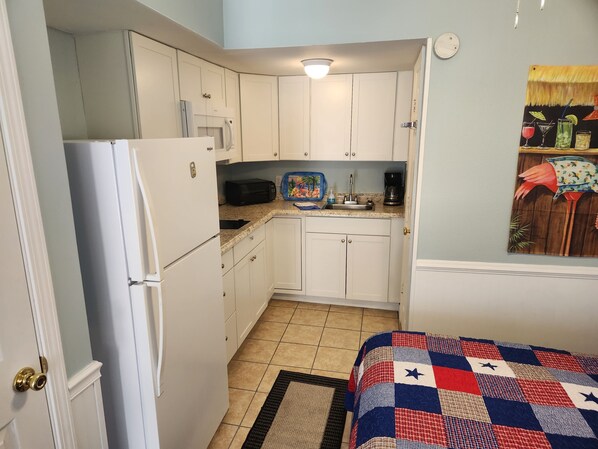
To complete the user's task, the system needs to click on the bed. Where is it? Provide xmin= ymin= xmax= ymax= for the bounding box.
xmin=345 ymin=331 xmax=598 ymax=449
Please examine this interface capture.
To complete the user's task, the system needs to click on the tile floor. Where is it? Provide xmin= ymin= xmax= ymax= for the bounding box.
xmin=207 ymin=299 xmax=400 ymax=449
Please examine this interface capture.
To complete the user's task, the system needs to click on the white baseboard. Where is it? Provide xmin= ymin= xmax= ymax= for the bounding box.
xmin=410 ymin=260 xmax=598 ymax=355
xmin=68 ymin=361 xmax=108 ymax=449
xmin=271 ymin=292 xmax=399 ymax=311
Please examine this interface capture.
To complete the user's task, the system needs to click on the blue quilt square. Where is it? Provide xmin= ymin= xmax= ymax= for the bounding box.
xmin=357 ymin=383 xmax=395 ymax=419
xmin=429 ymin=351 xmax=471 ymax=371
xmin=579 ymin=409 xmax=598 ymax=437
xmin=393 ymin=347 xmax=432 ymax=365
xmin=548 ymin=368 xmax=598 ymax=388
xmin=395 ymin=383 xmax=441 ymax=414
xmin=484 ymin=397 xmax=542 ymax=430
xmin=363 ymin=332 xmax=392 ymax=351
xmin=590 ymin=374 xmax=598 ymax=384
xmin=498 ymin=346 xmax=541 ymax=366
xmin=355 ymin=407 xmax=395 ymax=447
xmin=531 ymin=404 xmax=595 ymax=438
xmin=545 ymin=434 xmax=598 ymax=449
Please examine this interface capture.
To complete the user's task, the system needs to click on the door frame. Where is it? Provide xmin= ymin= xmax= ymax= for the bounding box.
xmin=0 ymin=1 xmax=77 ymax=447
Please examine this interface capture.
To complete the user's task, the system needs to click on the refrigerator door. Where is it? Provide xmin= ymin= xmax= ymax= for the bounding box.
xmin=131 ymin=236 xmax=228 ymax=449
xmin=119 ymin=137 xmax=219 ymax=280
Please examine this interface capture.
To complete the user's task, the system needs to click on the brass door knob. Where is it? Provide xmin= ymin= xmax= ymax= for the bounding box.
xmin=14 ymin=367 xmax=47 ymax=392
xmin=403 ymin=227 xmax=411 ymax=235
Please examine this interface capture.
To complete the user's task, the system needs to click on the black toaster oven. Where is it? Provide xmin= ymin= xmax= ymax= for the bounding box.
xmin=225 ymin=179 xmax=276 ymax=206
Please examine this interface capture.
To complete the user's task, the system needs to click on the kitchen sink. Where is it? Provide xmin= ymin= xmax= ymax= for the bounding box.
xmin=322 ymin=203 xmax=374 ymax=210
xmin=219 ymin=219 xmax=250 ymax=230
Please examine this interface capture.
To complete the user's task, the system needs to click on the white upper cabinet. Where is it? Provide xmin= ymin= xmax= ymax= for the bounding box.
xmin=177 ymin=50 xmax=226 ymax=117
xmin=351 ymin=72 xmax=397 ymax=161
xmin=279 ymin=76 xmax=310 ymax=160
xmin=240 ymin=74 xmax=279 ymax=161
xmin=310 ymin=74 xmax=353 ymax=161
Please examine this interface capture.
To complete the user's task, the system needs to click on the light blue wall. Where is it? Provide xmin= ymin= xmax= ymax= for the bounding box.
xmin=7 ymin=0 xmax=93 ymax=376
xmin=136 ymin=0 xmax=224 ymax=45
xmin=223 ymin=0 xmax=598 ymax=267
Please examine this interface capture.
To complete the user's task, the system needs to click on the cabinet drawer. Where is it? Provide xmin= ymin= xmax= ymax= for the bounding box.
xmin=222 ymin=269 xmax=236 ymax=320
xmin=234 ymin=225 xmax=265 ymax=264
xmin=305 ymin=217 xmax=390 ymax=236
xmin=221 ymin=249 xmax=233 ymax=274
xmin=225 ymin=313 xmax=238 ymax=363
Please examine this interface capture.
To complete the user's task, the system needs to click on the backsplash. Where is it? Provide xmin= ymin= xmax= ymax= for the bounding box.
xmin=217 ymin=160 xmax=406 ymax=204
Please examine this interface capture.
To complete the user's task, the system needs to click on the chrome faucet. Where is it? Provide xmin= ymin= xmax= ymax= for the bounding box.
xmin=346 ymin=174 xmax=356 ymax=203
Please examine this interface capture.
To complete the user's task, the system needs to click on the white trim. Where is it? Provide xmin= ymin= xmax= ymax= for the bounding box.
xmin=0 ymin=2 xmax=76 ymax=448
xmin=417 ymin=259 xmax=598 ymax=280
xmin=271 ymin=292 xmax=399 ymax=311
xmin=68 ymin=361 xmax=103 ymax=400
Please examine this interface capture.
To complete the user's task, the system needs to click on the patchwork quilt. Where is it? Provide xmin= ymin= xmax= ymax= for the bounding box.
xmin=345 ymin=331 xmax=598 ymax=449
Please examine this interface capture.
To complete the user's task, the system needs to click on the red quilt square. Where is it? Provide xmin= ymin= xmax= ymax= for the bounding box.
xmin=395 ymin=408 xmax=447 ymax=446
xmin=517 ymin=379 xmax=575 ymax=407
xmin=393 ymin=332 xmax=427 ymax=350
xmin=493 ymin=424 xmax=552 ymax=449
xmin=434 ymin=366 xmax=481 ymax=395
xmin=461 ymin=341 xmax=503 ymax=360
xmin=534 ymin=350 xmax=585 ymax=373
xmin=361 ymin=361 xmax=395 ymax=391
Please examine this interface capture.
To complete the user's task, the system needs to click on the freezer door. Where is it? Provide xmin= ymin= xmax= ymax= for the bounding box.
xmin=134 ymin=237 xmax=228 ymax=449
xmin=127 ymin=137 xmax=219 ymax=276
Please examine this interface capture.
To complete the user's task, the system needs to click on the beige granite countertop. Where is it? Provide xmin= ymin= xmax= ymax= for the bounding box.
xmin=218 ymin=196 xmax=404 ymax=253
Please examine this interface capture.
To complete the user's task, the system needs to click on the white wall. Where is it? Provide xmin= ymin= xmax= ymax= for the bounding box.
xmin=6 ymin=0 xmax=93 ymax=376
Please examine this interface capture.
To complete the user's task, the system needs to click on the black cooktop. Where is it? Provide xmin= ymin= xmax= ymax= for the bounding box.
xmin=219 ymin=219 xmax=250 ymax=230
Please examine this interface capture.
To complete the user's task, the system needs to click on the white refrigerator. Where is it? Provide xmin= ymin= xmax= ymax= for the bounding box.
xmin=64 ymin=137 xmax=229 ymax=449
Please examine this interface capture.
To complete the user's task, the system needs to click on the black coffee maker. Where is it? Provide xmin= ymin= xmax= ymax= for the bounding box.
xmin=383 ymin=172 xmax=404 ymax=206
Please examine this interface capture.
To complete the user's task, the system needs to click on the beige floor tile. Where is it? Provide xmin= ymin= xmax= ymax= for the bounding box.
xmin=207 ymin=423 xmax=238 ymax=449
xmin=248 ymin=321 xmax=288 ymax=342
xmin=343 ymin=412 xmax=353 ymax=443
xmin=320 ymin=328 xmax=361 ymax=350
xmin=268 ymin=299 xmax=298 ymax=308
xmin=325 ymin=311 xmax=362 ymax=331
xmin=363 ymin=308 xmax=399 ymax=318
xmin=360 ymin=331 xmax=377 ymax=347
xmin=270 ymin=342 xmax=317 ymax=368
xmin=311 ymin=369 xmax=351 ymax=380
xmin=281 ymin=324 xmax=323 ymax=345
xmin=329 ymin=304 xmax=363 ymax=315
xmin=227 ymin=360 xmax=268 ymax=391
xmin=290 ymin=308 xmax=328 ymax=326
xmin=223 ymin=389 xmax=255 ymax=426
xmin=240 ymin=392 xmax=268 ymax=427
xmin=258 ymin=365 xmax=311 ymax=393
xmin=233 ymin=338 xmax=278 ymax=364
xmin=259 ymin=306 xmax=294 ymax=323
xmin=313 ymin=347 xmax=357 ymax=374
xmin=229 ymin=426 xmax=250 ymax=449
xmin=361 ymin=315 xmax=399 ymax=333
xmin=297 ymin=302 xmax=331 ymax=311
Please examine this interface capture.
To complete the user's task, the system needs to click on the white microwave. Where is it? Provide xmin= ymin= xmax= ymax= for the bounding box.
xmin=180 ymin=100 xmax=235 ymax=156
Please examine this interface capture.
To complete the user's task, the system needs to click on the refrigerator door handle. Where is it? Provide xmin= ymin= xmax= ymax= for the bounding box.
xmin=133 ymin=149 xmax=161 ymax=282
xmin=152 ymin=283 xmax=165 ymax=397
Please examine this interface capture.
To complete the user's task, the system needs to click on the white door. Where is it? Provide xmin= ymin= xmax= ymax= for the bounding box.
xmin=0 ymin=128 xmax=55 ymax=448
xmin=305 ymin=233 xmax=346 ymax=299
xmin=346 ymin=234 xmax=390 ymax=302
xmin=399 ymin=45 xmax=430 ymax=329
xmin=129 ymin=137 xmax=218 ymax=272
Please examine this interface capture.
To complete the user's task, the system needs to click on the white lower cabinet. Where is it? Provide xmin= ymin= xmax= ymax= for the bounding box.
xmin=221 ymin=250 xmax=237 ymax=362
xmin=305 ymin=217 xmax=391 ymax=302
xmin=269 ymin=217 xmax=303 ymax=292
xmin=235 ymin=241 xmax=267 ymax=343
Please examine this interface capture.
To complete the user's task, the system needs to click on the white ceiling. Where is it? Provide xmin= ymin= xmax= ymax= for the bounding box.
xmin=43 ymin=0 xmax=425 ymax=74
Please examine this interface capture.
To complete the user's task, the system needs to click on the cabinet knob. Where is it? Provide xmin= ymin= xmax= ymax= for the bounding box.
xmin=348 ymin=239 xmax=352 ymax=244
xmin=249 ymin=236 xmax=254 ymax=240
xmin=304 ymin=152 xmax=308 ymax=157
xmin=273 ymin=152 xmax=278 ymax=157
xmin=341 ymin=239 xmax=345 ymax=243
xmin=223 ymin=291 xmax=226 ymax=297
xmin=221 ymin=263 xmax=225 ymax=269
xmin=345 ymin=152 xmax=349 ymax=157
xmin=202 ymin=93 xmax=211 ymax=99
xmin=225 ymin=336 xmax=228 ymax=341
xmin=352 ymin=152 xmax=356 ymax=157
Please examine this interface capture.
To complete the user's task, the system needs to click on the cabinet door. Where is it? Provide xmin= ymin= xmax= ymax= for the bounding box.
xmin=310 ymin=74 xmax=353 ymax=161
xmin=305 ymin=233 xmax=346 ymax=298
xmin=224 ymin=69 xmax=242 ymax=163
xmin=240 ymin=74 xmax=279 ymax=161
xmin=130 ymin=32 xmax=182 ymax=138
xmin=234 ymin=253 xmax=253 ymax=344
xmin=265 ymin=220 xmax=275 ymax=298
xmin=178 ymin=50 xmax=207 ymax=116
xmin=271 ymin=217 xmax=302 ymax=291
xmin=201 ymin=60 xmax=226 ymax=113
xmin=346 ymin=234 xmax=390 ymax=302
xmin=279 ymin=76 xmax=310 ymax=160
xmin=250 ymin=241 xmax=268 ymax=319
xmin=351 ymin=73 xmax=397 ymax=161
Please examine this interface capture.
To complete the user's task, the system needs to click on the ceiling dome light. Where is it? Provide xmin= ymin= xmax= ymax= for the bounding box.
xmin=301 ymin=58 xmax=333 ymax=79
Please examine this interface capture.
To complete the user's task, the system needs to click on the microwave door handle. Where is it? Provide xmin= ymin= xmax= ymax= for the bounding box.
xmin=225 ymin=119 xmax=234 ymax=151
xmin=132 ymin=149 xmax=161 ymax=282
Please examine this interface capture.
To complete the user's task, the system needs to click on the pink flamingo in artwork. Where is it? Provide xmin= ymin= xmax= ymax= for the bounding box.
xmin=514 ymin=156 xmax=598 ymax=256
